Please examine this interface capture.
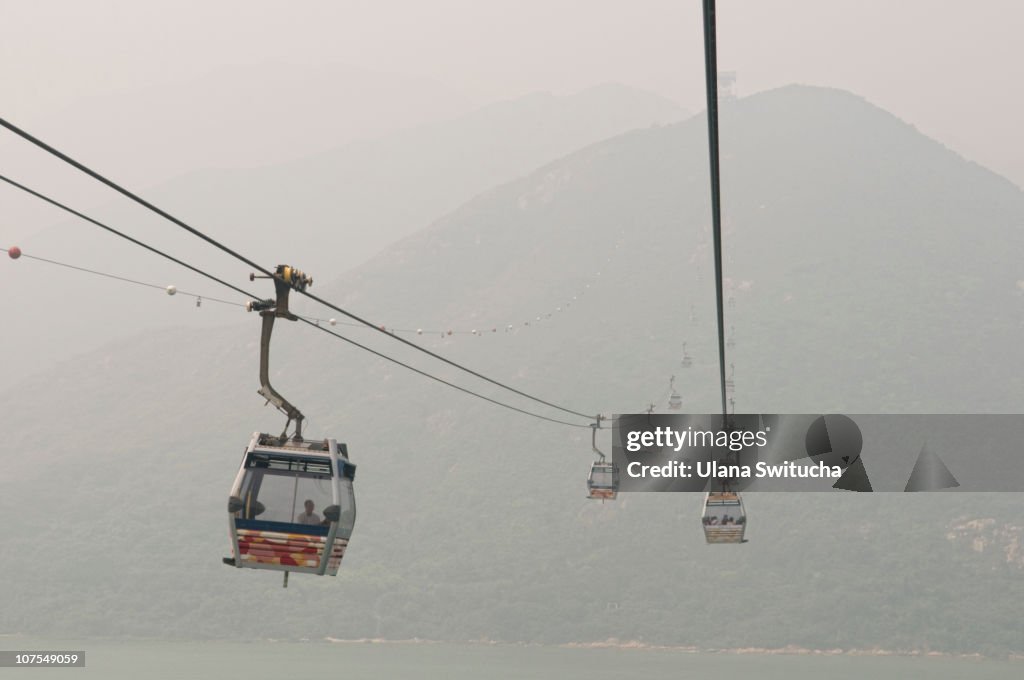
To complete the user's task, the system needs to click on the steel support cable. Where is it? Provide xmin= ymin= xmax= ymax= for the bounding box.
xmin=0 ymin=175 xmax=594 ymax=429
xmin=0 ymin=116 xmax=596 ymax=421
xmin=298 ymin=318 xmax=591 ymax=429
xmin=295 ymin=288 xmax=595 ymax=420
xmin=701 ymin=0 xmax=730 ymax=425
xmin=0 ymin=173 xmax=255 ymax=300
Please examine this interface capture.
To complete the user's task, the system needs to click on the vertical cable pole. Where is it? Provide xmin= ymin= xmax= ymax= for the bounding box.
xmin=701 ymin=0 xmax=729 ymax=426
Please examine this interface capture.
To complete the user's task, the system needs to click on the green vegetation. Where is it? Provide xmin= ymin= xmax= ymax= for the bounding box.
xmin=1 ymin=86 xmax=1022 ymax=655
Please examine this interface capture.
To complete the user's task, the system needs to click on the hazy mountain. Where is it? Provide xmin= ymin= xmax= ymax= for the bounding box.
xmin=2 ymin=62 xmax=479 ymax=224
xmin=0 ymin=83 xmax=687 ymax=387
xmin=1 ymin=61 xmax=480 ymax=259
xmin=1 ymin=85 xmax=1022 ymax=655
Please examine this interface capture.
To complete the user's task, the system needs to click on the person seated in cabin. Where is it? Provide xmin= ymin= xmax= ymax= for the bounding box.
xmin=296 ymin=499 xmax=321 ymax=525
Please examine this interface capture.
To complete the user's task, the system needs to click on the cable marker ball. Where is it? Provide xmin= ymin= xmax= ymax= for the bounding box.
xmin=166 ymin=285 xmax=177 ymax=295
xmin=8 ymin=246 xmax=21 ymax=259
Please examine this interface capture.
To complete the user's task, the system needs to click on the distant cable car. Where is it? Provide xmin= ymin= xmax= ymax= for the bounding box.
xmin=667 ymin=375 xmax=683 ymax=410
xmin=223 ymin=264 xmax=356 ymax=587
xmin=725 ymin=363 xmax=735 ymax=395
xmin=587 ymin=416 xmax=618 ymax=500
xmin=587 ymin=461 xmax=618 ymax=500
xmin=681 ymin=342 xmax=693 ymax=369
xmin=701 ymin=491 xmax=746 ymax=544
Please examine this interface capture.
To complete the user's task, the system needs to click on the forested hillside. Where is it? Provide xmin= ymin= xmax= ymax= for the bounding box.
xmin=2 ymin=85 xmax=1022 ymax=655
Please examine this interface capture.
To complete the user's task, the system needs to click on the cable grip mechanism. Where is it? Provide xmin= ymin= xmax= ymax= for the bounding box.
xmin=246 ymin=265 xmax=314 ymax=440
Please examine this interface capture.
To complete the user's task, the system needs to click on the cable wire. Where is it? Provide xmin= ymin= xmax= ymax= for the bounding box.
xmin=0 ymin=179 xmax=596 ymax=428
xmin=0 ymin=173 xmax=255 ymax=301
xmin=296 ymin=288 xmax=595 ymax=419
xmin=298 ymin=318 xmax=591 ymax=429
xmin=0 ymin=116 xmax=598 ymax=421
xmin=702 ymin=0 xmax=730 ymax=425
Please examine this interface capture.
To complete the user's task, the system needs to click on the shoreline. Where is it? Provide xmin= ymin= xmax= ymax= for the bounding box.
xmin=322 ymin=636 xmax=1022 ymax=661
xmin=3 ymin=632 xmax=1019 ymax=661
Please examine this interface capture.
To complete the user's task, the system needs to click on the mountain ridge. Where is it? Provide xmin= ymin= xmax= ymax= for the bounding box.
xmin=2 ymin=84 xmax=1022 ymax=654
xmin=1 ymin=83 xmax=686 ymax=387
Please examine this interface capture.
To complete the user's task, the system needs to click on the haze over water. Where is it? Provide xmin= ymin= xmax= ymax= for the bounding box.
xmin=7 ymin=639 xmax=1020 ymax=680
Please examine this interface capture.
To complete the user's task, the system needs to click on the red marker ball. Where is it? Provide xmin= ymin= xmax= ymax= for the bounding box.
xmin=8 ymin=246 xmax=21 ymax=259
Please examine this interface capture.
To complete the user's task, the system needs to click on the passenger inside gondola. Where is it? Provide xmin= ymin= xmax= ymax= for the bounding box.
xmin=296 ymin=499 xmax=321 ymax=525
xmin=703 ymin=512 xmax=745 ymax=526
xmin=236 ymin=461 xmax=337 ymax=528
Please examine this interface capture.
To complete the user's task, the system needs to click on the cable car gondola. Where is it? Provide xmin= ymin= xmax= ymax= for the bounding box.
xmin=681 ymin=342 xmax=693 ymax=368
xmin=223 ymin=264 xmax=357 ymax=586
xmin=226 ymin=432 xmax=356 ymax=579
xmin=586 ymin=416 xmax=618 ymax=500
xmin=667 ymin=375 xmax=683 ymax=410
xmin=701 ymin=491 xmax=746 ymax=544
xmin=587 ymin=461 xmax=618 ymax=500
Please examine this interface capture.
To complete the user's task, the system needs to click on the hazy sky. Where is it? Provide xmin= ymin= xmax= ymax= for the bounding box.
xmin=3 ymin=0 xmax=1022 ymax=178
xmin=1 ymin=0 xmax=1021 ymax=243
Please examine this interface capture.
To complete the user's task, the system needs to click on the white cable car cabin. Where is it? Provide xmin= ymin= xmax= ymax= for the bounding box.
xmin=681 ymin=343 xmax=693 ymax=369
xmin=667 ymin=375 xmax=683 ymax=410
xmin=586 ymin=417 xmax=618 ymax=500
xmin=587 ymin=461 xmax=619 ymax=500
xmin=701 ymin=491 xmax=746 ymax=544
xmin=225 ymin=432 xmax=356 ymax=577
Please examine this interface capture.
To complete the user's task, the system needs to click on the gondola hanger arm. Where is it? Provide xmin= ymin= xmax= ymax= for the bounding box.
xmin=247 ymin=265 xmax=313 ymax=440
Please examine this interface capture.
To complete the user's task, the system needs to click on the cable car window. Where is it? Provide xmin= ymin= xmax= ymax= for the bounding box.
xmin=246 ymin=451 xmax=332 ymax=476
xmin=702 ymin=495 xmax=745 ymax=527
xmin=242 ymin=471 xmax=301 ymax=524
xmin=335 ymin=479 xmax=356 ymax=539
xmin=292 ymin=476 xmax=335 ymax=525
xmin=313 ymin=476 xmax=333 ymax=496
xmin=238 ymin=461 xmax=334 ymax=525
xmin=590 ymin=467 xmax=615 ymax=487
xmin=702 ymin=509 xmax=745 ymax=526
